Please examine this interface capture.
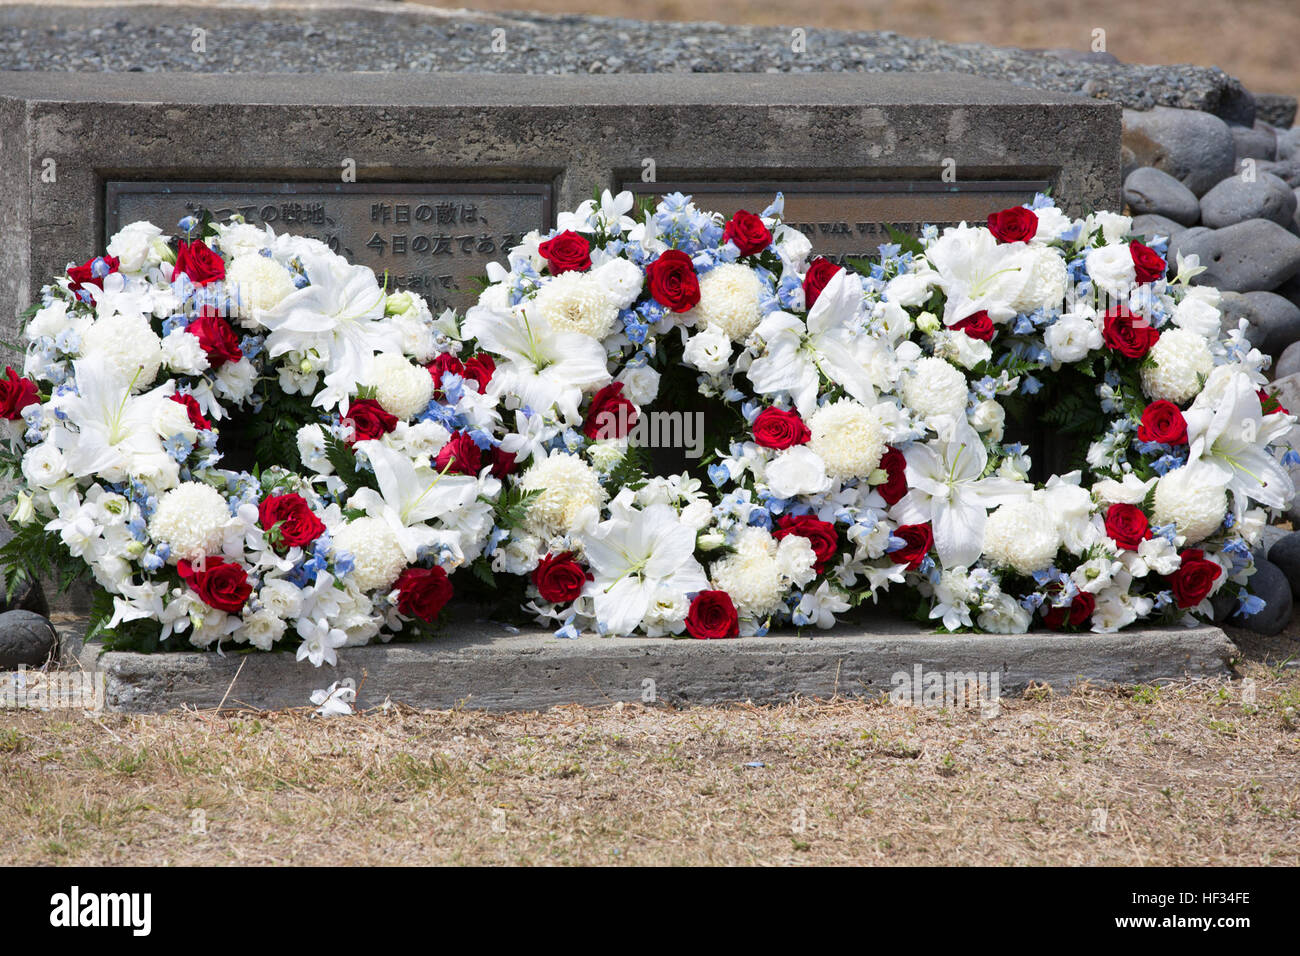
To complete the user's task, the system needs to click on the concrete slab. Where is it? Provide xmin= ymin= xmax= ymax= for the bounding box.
xmin=58 ymin=618 xmax=1239 ymax=713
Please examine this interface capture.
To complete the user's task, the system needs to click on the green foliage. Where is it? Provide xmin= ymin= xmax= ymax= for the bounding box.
xmin=604 ymin=443 xmax=651 ymax=493
xmin=0 ymin=521 xmax=85 ymax=605
xmin=324 ymin=432 xmax=378 ymax=497
xmin=490 ymin=485 xmax=541 ymax=531
xmin=883 ymin=223 xmax=926 ymax=258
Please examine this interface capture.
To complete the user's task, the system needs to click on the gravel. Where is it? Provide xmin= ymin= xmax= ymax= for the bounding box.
xmin=0 ymin=1 xmax=1256 ymax=118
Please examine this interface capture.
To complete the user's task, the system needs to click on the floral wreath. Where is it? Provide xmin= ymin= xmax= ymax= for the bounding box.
xmin=3 ymin=190 xmax=1296 ymax=686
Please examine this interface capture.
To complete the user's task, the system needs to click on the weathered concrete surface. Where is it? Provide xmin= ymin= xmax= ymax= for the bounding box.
xmin=0 ymin=70 xmax=1120 ymax=354
xmin=60 ymin=619 xmax=1239 ymax=713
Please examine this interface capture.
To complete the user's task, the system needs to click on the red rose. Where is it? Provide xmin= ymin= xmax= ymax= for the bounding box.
xmin=1104 ymin=503 xmax=1151 ymax=551
xmin=427 ymin=353 xmax=466 ymax=392
xmin=177 ymin=556 xmax=252 ymax=614
xmin=394 ymin=565 xmax=454 ymax=623
xmin=583 ymin=382 xmax=638 ymax=440
xmin=1042 ymin=592 xmax=1095 ymax=630
xmin=684 ymin=590 xmax=739 ymax=640
xmin=773 ymin=515 xmax=839 ymax=574
xmin=537 ymin=230 xmax=592 ymax=274
xmin=489 ymin=447 xmax=517 ymax=479
xmin=462 ymin=353 xmax=496 ymax=391
xmin=802 ymin=257 xmax=842 ymax=309
xmin=1259 ymin=389 xmax=1289 ymax=416
xmin=258 ymin=493 xmax=326 ymax=549
xmin=343 ymin=398 xmax=398 ymax=444
xmin=888 ymin=523 xmax=933 ymax=570
xmin=876 ymin=446 xmax=908 ymax=506
xmin=171 ymin=239 xmax=226 ymax=287
xmin=645 ymin=249 xmax=700 ymax=312
xmin=1169 ymin=549 xmax=1222 ymax=609
xmin=434 ymin=430 xmax=482 ymax=475
xmin=187 ymin=308 xmax=243 ymax=369
xmin=0 ymin=367 xmax=40 ymax=420
xmin=751 ymin=407 xmax=811 ymax=450
xmin=1130 ymin=242 xmax=1166 ymax=284
xmin=951 ymin=310 xmax=995 ymax=341
xmin=168 ymin=393 xmax=212 ymax=431
xmin=1102 ymin=306 xmax=1159 ymax=359
xmin=1137 ymin=401 xmax=1187 ymax=445
xmin=67 ymin=254 xmax=120 ymax=292
xmin=722 ymin=209 xmax=773 ymax=256
xmin=531 ymin=551 xmax=591 ymax=604
xmin=986 ymin=206 xmax=1038 ymax=244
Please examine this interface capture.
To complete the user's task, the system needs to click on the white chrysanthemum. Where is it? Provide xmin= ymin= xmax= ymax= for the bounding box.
xmin=983 ymin=500 xmax=1061 ymax=575
xmin=902 ymin=356 xmax=968 ymax=420
xmin=807 ymin=399 xmax=885 ymax=479
xmin=530 ymin=271 xmax=618 ymax=340
xmin=367 ymin=352 xmax=434 ymax=420
xmin=1009 ymin=244 xmax=1068 ymax=314
xmin=148 ymin=482 xmax=231 ymax=559
xmin=520 ymin=451 xmax=608 ymax=536
xmin=1152 ymin=465 xmax=1228 ymax=544
xmin=1140 ymin=328 xmax=1213 ymax=404
xmin=333 ymin=517 xmax=407 ymax=590
xmin=693 ymin=263 xmax=763 ymax=342
xmin=225 ymin=253 xmax=296 ymax=316
xmin=81 ymin=312 xmax=162 ymax=386
xmin=709 ymin=527 xmax=785 ymax=617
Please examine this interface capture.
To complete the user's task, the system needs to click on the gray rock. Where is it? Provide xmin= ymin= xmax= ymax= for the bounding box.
xmin=1169 ymin=219 xmax=1300 ymax=292
xmin=1256 ymin=160 xmax=1300 ymax=188
xmin=1279 ymin=128 xmax=1300 ymax=162
xmin=1130 ymin=213 xmax=1187 ymax=240
xmin=1234 ymin=558 xmax=1293 ymax=635
xmin=1215 ymin=290 xmax=1300 ymax=357
xmin=1123 ymin=166 xmax=1200 ymax=225
xmin=1123 ymin=106 xmax=1237 ymax=196
xmin=1254 ymin=93 xmax=1298 ymax=129
xmin=0 ymin=519 xmax=47 ymax=617
xmin=1267 ymin=532 xmax=1300 ymax=598
xmin=1276 ymin=273 xmax=1300 ymax=311
xmin=1231 ymin=122 xmax=1277 ymax=162
xmin=0 ymin=610 xmax=56 ymax=668
xmin=1273 ymin=340 xmax=1300 ymax=379
xmin=1199 ymin=172 xmax=1298 ymax=228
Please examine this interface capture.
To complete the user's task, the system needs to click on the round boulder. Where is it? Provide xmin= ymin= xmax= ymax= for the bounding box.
xmin=1257 ymin=159 xmax=1300 ymax=188
xmin=1122 ymin=106 xmax=1236 ymax=197
xmin=1168 ymin=219 xmax=1300 ymax=292
xmin=1267 ymin=532 xmax=1300 ymax=599
xmin=1123 ymin=167 xmax=1200 ymax=225
xmin=0 ymin=610 xmax=57 ymax=668
xmin=1273 ymin=339 xmax=1300 ymax=379
xmin=1230 ymin=123 xmax=1277 ymax=162
xmin=1199 ymin=172 xmax=1298 ymax=228
xmin=1234 ymin=557 xmax=1293 ymax=635
xmin=1130 ymin=213 xmax=1187 ymax=241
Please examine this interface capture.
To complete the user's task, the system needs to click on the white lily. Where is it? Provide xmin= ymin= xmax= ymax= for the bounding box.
xmin=1184 ymin=367 xmax=1295 ymax=509
xmin=559 ymin=189 xmax=637 ymax=235
xmin=922 ymin=224 xmax=1027 ymax=326
xmin=746 ymin=269 xmax=884 ymax=416
xmin=462 ymin=303 xmax=610 ymax=424
xmin=51 ymin=360 xmax=174 ymax=484
xmin=891 ymin=419 xmax=1031 ymax=568
xmin=259 ymin=248 xmax=402 ymax=409
xmin=579 ymin=501 xmax=709 ymax=635
xmin=349 ymin=440 xmax=480 ymax=562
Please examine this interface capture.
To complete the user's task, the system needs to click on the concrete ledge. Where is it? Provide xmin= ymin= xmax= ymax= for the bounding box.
xmin=59 ymin=620 xmax=1239 ymax=713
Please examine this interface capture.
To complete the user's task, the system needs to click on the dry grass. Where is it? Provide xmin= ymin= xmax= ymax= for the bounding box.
xmin=436 ymin=0 xmax=1300 ymax=104
xmin=2 ymin=648 xmax=1297 ymax=865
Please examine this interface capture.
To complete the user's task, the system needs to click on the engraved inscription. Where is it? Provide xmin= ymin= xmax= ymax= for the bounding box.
xmin=105 ymin=182 xmax=552 ymax=313
xmin=624 ymin=181 xmax=1051 ymax=266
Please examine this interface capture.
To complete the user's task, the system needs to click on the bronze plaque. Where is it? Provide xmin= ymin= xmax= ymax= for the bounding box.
xmin=623 ymin=180 xmax=1051 ymax=266
xmin=105 ymin=182 xmax=553 ymax=313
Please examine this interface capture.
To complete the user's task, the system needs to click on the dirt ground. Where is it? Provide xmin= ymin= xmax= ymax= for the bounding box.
xmin=1 ymin=620 xmax=1296 ymax=866
xmin=438 ymin=0 xmax=1300 ymax=104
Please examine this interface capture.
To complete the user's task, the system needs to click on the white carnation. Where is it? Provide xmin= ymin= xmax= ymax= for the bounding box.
xmin=106 ymin=221 xmax=164 ymax=273
xmin=531 ymin=271 xmax=618 ymax=340
xmin=149 ymin=481 xmax=231 ymax=560
xmin=591 ymin=257 xmax=644 ymax=309
xmin=765 ymin=446 xmax=831 ymax=498
xmin=615 ymin=364 xmax=661 ymax=405
xmin=152 ymin=395 xmax=197 ymax=443
xmin=216 ymin=222 xmax=274 ymax=259
xmin=1043 ymin=310 xmax=1102 ymax=365
xmin=236 ymin=608 xmax=287 ymax=651
xmin=160 ymin=329 xmax=210 ymax=375
xmin=808 ymin=399 xmax=885 ymax=479
xmin=1033 ymin=206 xmax=1074 ymax=242
xmin=977 ymin=593 xmax=1031 ymax=633
xmin=225 ymin=253 xmax=296 ymax=316
xmin=902 ymin=356 xmax=968 ymax=420
xmin=334 ymin=516 xmax=407 ymax=590
xmin=983 ymin=500 xmax=1061 ymax=574
xmin=520 ymin=451 xmax=608 ymax=536
xmin=1170 ymin=288 xmax=1221 ymax=338
xmin=367 ymin=352 xmax=434 ymax=420
xmin=682 ymin=323 xmax=733 ymax=375
xmin=1087 ymin=211 xmax=1133 ymax=246
xmin=1141 ymin=328 xmax=1213 ymax=404
xmin=1085 ymin=244 xmax=1136 ymax=295
xmin=81 ymin=312 xmax=162 ymax=386
xmin=1152 ymin=464 xmax=1228 ymax=544
xmin=969 ymin=399 xmax=1006 ymax=441
xmin=692 ymin=264 xmax=763 ymax=342
xmin=643 ymin=587 xmax=690 ymax=637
